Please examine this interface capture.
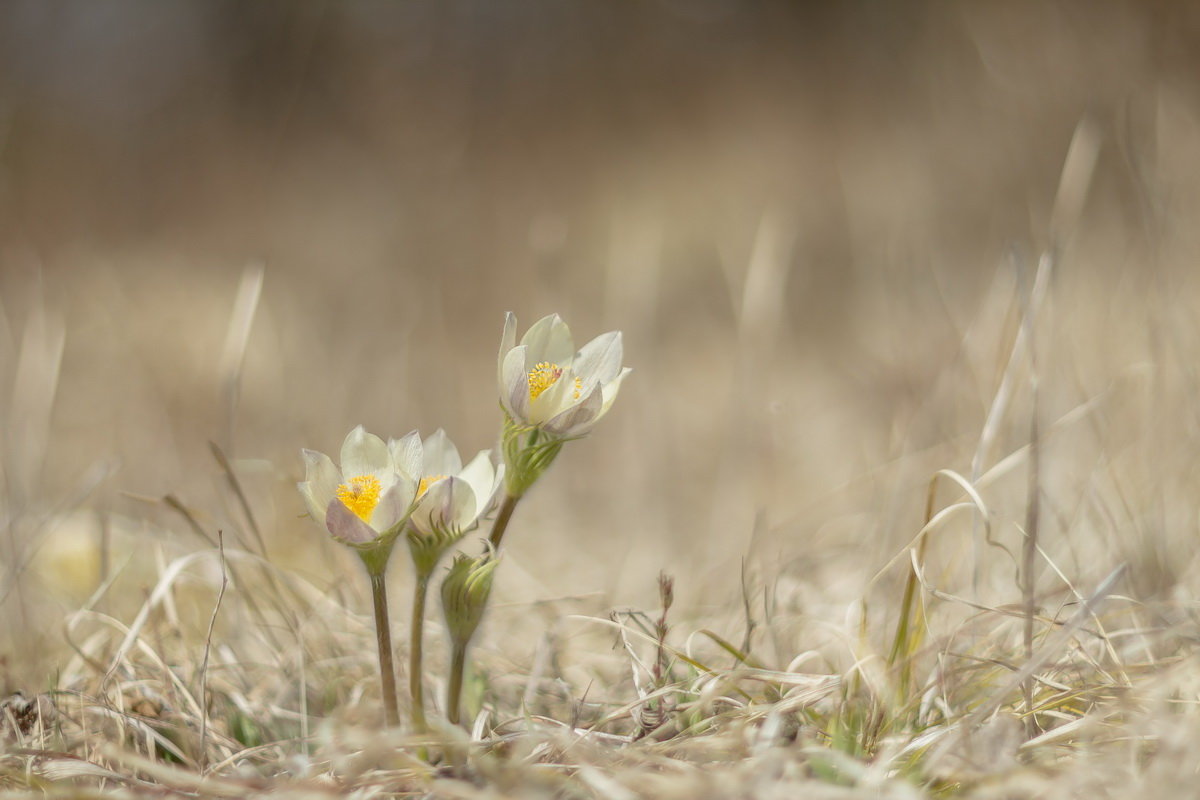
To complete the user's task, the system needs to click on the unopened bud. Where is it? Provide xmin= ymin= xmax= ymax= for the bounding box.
xmin=440 ymin=553 xmax=499 ymax=647
xmin=406 ymin=520 xmax=465 ymax=579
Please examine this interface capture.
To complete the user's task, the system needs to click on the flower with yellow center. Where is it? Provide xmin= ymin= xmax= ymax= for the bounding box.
xmin=337 ymin=474 xmax=383 ymax=522
xmin=416 ymin=475 xmax=448 ymax=498
xmin=497 ymin=312 xmax=630 ymax=437
xmin=298 ymin=426 xmax=417 ymax=546
xmin=527 ymin=362 xmax=583 ymax=402
xmin=389 ymin=428 xmax=504 ymax=540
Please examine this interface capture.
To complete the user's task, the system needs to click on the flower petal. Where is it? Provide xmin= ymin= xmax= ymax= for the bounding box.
xmin=526 ymin=361 xmax=576 ymax=424
xmin=411 ymin=476 xmax=477 ymax=534
xmin=544 ymin=381 xmax=603 ymax=436
xmin=599 ymin=367 xmax=632 ymax=417
xmin=502 ymin=345 xmax=531 ymax=421
xmin=388 ymin=431 xmax=423 ymax=480
xmin=519 ymin=313 xmax=575 ymax=365
xmin=370 ymin=475 xmax=416 ymax=532
xmin=341 ymin=426 xmax=390 ymax=479
xmin=421 ymin=428 xmax=463 ymax=476
xmin=458 ymin=450 xmax=496 ymax=511
xmin=498 ymin=312 xmax=517 ymax=388
xmin=325 ymin=499 xmax=380 ymax=545
xmin=299 ymin=449 xmax=341 ymax=522
xmin=573 ymin=331 xmax=623 ymax=384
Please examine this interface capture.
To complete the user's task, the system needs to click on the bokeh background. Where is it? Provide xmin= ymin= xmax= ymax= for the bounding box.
xmin=2 ymin=1 xmax=1200 ymax=687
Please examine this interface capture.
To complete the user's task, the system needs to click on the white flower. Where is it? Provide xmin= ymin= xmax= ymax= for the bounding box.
xmin=497 ymin=312 xmax=630 ymax=437
xmin=390 ymin=429 xmax=504 ymax=537
xmin=298 ymin=425 xmax=416 ymax=546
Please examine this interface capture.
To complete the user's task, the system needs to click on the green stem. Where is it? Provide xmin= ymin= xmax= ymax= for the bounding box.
xmin=487 ymin=493 xmax=521 ymax=549
xmin=366 ymin=566 xmax=400 ymax=728
xmin=446 ymin=643 xmax=468 ymax=726
xmin=442 ymin=493 xmax=521 ymax=728
xmin=409 ymin=575 xmax=430 ymax=732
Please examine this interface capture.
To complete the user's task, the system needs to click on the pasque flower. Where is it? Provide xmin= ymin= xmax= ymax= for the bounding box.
xmin=393 ymin=429 xmax=503 ymax=574
xmin=496 ymin=312 xmax=630 ymax=498
xmin=299 ymin=426 xmax=502 ymax=730
xmin=298 ymin=425 xmax=416 ymax=547
xmin=298 ymin=424 xmax=417 ymax=727
xmin=299 ymin=426 xmax=502 ymax=550
xmin=393 ymin=429 xmax=503 ymax=540
xmin=391 ymin=429 xmax=502 ymax=732
xmin=497 ymin=312 xmax=630 ymax=437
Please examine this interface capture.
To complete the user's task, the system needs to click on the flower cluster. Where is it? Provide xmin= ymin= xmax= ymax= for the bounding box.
xmin=299 ymin=426 xmax=502 ymax=549
xmin=299 ymin=312 xmax=628 ymax=731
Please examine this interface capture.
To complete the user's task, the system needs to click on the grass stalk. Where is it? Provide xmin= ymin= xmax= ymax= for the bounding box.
xmin=887 ymin=477 xmax=938 ymax=701
xmin=1022 ymin=347 xmax=1041 ymax=737
xmin=1020 ymin=252 xmax=1049 ymax=738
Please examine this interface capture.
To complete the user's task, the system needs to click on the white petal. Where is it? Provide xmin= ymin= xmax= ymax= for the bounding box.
xmin=497 ymin=312 xmax=517 ymax=388
xmin=300 ymin=449 xmax=341 ymax=522
xmin=370 ymin=475 xmax=416 ymax=531
xmin=545 ymin=382 xmax=602 ymax=436
xmin=502 ymin=345 xmax=531 ymax=421
xmin=598 ymin=367 xmax=632 ymax=417
xmin=573 ymin=331 xmax=623 ymax=383
xmin=458 ymin=450 xmax=495 ymax=508
xmin=341 ymin=426 xmax=389 ymax=479
xmin=388 ymin=431 xmax=423 ymax=480
xmin=489 ymin=463 xmax=506 ymax=506
xmin=411 ymin=476 xmax=477 ymax=534
xmin=520 ymin=313 xmax=574 ymax=365
xmin=325 ymin=499 xmax=379 ymax=544
xmin=421 ymin=428 xmax=463 ymax=475
xmin=527 ymin=362 xmax=575 ymax=424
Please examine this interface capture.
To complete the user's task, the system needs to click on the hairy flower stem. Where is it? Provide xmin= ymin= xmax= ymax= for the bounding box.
xmin=446 ymin=644 xmax=469 ymax=725
xmin=360 ymin=545 xmax=400 ymax=728
xmin=487 ymin=493 xmax=521 ymax=549
xmin=409 ymin=574 xmax=431 ymax=732
xmin=441 ymin=490 xmax=520 ymax=728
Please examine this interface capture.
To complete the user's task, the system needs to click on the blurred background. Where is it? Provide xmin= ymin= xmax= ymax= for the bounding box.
xmin=2 ymin=1 xmax=1200 ymax=686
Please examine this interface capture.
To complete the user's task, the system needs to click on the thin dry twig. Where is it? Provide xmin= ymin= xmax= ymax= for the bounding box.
xmin=199 ymin=531 xmax=230 ymax=774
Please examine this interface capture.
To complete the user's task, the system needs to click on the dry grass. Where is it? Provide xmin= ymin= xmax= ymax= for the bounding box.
xmin=4 ymin=3 xmax=1200 ymax=797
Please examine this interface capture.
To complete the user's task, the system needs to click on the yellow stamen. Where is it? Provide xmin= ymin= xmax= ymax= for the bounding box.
xmin=528 ymin=362 xmax=583 ymax=401
xmin=336 ymin=474 xmax=382 ymax=523
xmin=417 ymin=475 xmax=448 ymax=498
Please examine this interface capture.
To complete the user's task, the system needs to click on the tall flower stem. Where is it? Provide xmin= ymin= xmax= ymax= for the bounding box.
xmin=359 ymin=543 xmax=400 ymax=728
xmin=441 ymin=554 xmax=499 ymax=729
xmin=441 ymin=492 xmax=520 ymax=727
xmin=487 ymin=493 xmax=521 ymax=549
xmin=409 ymin=574 xmax=431 ymax=732
xmin=446 ymin=643 xmax=469 ymax=725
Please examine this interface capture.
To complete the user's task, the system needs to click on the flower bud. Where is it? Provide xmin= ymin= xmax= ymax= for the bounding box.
xmin=440 ymin=553 xmax=499 ymax=648
xmin=406 ymin=520 xmax=463 ymax=578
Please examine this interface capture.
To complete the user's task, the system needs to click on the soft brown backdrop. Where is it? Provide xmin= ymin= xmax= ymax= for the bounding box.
xmin=1 ymin=1 xmax=1199 ymax=682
